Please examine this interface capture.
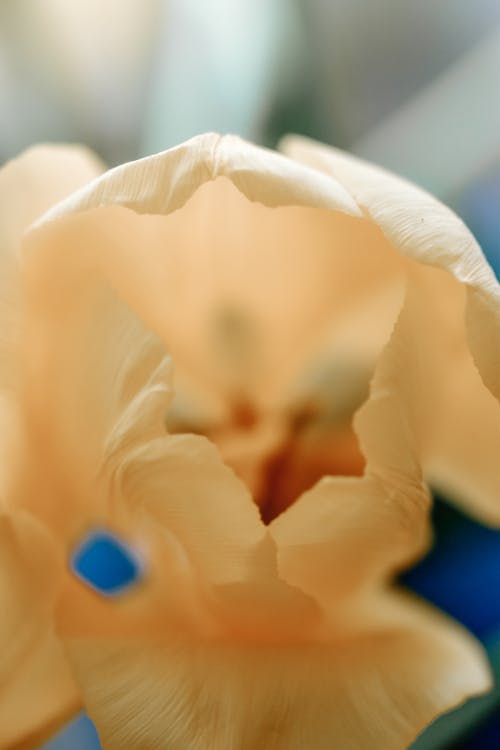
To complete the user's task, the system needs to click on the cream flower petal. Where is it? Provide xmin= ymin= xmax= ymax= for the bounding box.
xmin=270 ymin=268 xmax=437 ymax=601
xmin=425 ymin=352 xmax=500 ymax=522
xmin=0 ymin=145 xmax=103 ymax=748
xmin=111 ymin=433 xmax=267 ymax=589
xmin=0 ymin=144 xmax=104 ymax=252
xmin=19 ymin=217 xmax=173 ymax=539
xmin=31 ymin=142 xmax=404 ymax=420
xmin=280 ymin=134 xmax=500 ymax=523
xmin=278 ymin=135 xmax=495 ymax=289
xmin=272 ymin=251 xmax=496 ymax=605
xmin=38 ymin=133 xmax=361 ymax=221
xmin=21 ymin=209 xmax=277 ymax=600
xmin=0 ymin=144 xmax=103 ymax=388
xmin=56 ymin=584 xmax=489 ymax=750
xmin=91 ymin=365 xmax=317 ymax=639
xmin=0 ymin=512 xmax=79 ymax=748
xmin=0 ymin=145 xmax=104 ymax=452
xmin=20 ymin=209 xmax=268 ymax=564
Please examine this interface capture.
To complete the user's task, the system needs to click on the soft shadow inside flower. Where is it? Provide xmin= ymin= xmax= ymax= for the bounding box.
xmin=159 ymin=178 xmax=406 ymax=522
xmin=22 ymin=173 xmax=481 ymax=545
xmin=170 ymin=367 xmax=370 ymax=524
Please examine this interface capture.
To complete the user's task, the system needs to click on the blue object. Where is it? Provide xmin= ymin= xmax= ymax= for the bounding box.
xmin=458 ymin=169 xmax=500 ymax=279
xmin=63 ymin=500 xmax=500 ymax=749
xmin=402 ymin=497 xmax=500 ymax=639
xmin=455 ymin=714 xmax=500 ymax=750
xmin=406 ymin=497 xmax=500 ymax=749
xmin=71 ymin=529 xmax=142 ymax=596
xmin=41 ymin=713 xmax=102 ymax=750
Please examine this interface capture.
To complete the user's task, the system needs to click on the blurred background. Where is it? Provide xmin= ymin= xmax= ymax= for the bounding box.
xmin=1 ymin=1 xmax=499 ymax=747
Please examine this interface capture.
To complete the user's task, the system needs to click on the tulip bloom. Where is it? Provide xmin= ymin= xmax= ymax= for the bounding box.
xmin=6 ymin=134 xmax=500 ymax=748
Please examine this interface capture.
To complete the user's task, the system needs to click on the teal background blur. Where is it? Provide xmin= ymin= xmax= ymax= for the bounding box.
xmin=1 ymin=1 xmax=499 ymax=747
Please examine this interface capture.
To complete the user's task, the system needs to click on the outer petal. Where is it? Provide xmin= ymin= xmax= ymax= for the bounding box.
xmin=270 ymin=267 xmax=440 ymax=603
xmin=109 ymin=433 xmax=269 ymax=595
xmin=38 ymin=133 xmax=361 ymax=221
xmin=0 ymin=512 xmax=79 ymax=749
xmin=57 ymin=584 xmax=489 ymax=750
xmin=0 ymin=144 xmax=105 ymax=505
xmin=0 ymin=144 xmax=104 ymax=249
xmin=280 ymin=134 xmax=500 ymax=523
xmin=20 ymin=204 xmax=287 ymax=608
xmin=424 ymin=354 xmax=500 ymax=522
xmin=278 ymin=135 xmax=495 ymax=289
xmin=0 ymin=144 xmax=103 ymax=389
xmin=18 ymin=212 xmax=172 ymax=538
xmin=0 ymin=145 xmax=103 ymax=748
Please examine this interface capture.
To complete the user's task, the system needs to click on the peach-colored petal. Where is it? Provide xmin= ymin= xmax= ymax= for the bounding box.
xmin=21 ymin=205 xmax=275 ymax=592
xmin=57 ymin=584 xmax=489 ymax=750
xmin=0 ymin=511 xmax=79 ymax=748
xmin=105 ymin=418 xmax=321 ymax=642
xmin=57 ymin=501 xmax=318 ymax=648
xmin=425 ymin=354 xmax=500 ymax=523
xmin=38 ymin=133 xmax=361 ymax=222
xmin=0 ymin=144 xmax=103 ymax=389
xmin=279 ymin=134 xmax=500 ymax=390
xmin=0 ymin=145 xmax=105 ymax=502
xmin=0 ymin=146 xmax=104 ymax=747
xmin=271 ymin=264 xmax=449 ymax=601
xmin=0 ymin=144 xmax=104 ymax=248
xmin=111 ymin=433 xmax=265 ymax=588
xmin=18 ymin=216 xmax=171 ymax=537
xmin=0 ymin=145 xmax=105 ymax=482
xmin=280 ymin=134 xmax=500 ymax=522
xmin=278 ymin=135 xmax=494 ymax=289
xmin=19 ymin=218 xmax=260 ymax=595
xmin=270 ymin=473 xmax=428 ymax=609
xmin=103 ymin=354 xmax=174 ymax=463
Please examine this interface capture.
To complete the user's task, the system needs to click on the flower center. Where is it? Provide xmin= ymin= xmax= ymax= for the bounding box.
xmin=168 ymin=374 xmax=367 ymax=524
xmin=255 ymin=407 xmax=365 ymax=524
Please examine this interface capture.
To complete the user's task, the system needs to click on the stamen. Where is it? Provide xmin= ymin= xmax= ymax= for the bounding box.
xmin=71 ymin=529 xmax=142 ymax=596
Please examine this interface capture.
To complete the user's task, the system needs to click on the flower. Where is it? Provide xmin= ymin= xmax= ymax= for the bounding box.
xmin=8 ymin=134 xmax=500 ymax=748
xmin=0 ymin=145 xmax=104 ymax=747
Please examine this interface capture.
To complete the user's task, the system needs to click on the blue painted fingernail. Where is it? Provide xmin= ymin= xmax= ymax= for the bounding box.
xmin=71 ymin=529 xmax=142 ymax=596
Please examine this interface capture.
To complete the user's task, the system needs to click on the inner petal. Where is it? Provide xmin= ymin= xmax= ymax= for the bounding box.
xmin=25 ymin=178 xmax=408 ymax=520
xmin=146 ymin=178 xmax=408 ymax=522
xmin=30 ymin=182 xmax=408 ymax=526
